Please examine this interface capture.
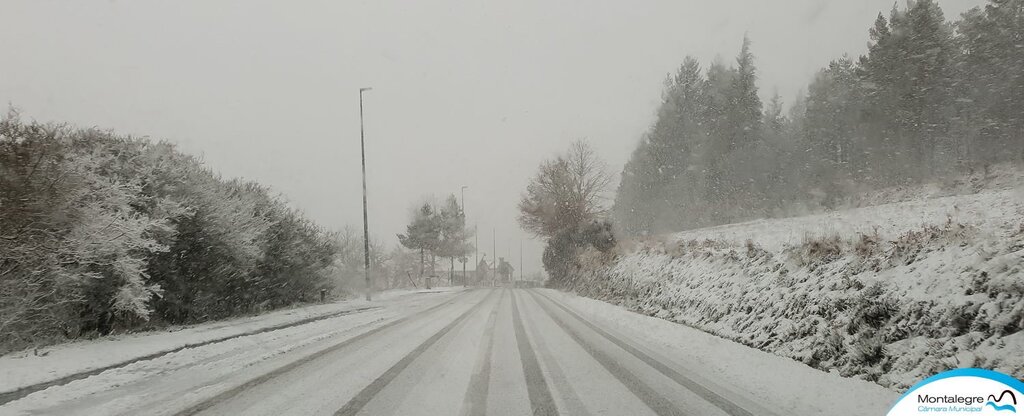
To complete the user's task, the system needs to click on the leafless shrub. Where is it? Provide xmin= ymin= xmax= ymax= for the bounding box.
xmin=854 ymin=228 xmax=882 ymax=258
xmin=798 ymin=233 xmax=843 ymax=265
xmin=887 ymin=221 xmax=973 ymax=266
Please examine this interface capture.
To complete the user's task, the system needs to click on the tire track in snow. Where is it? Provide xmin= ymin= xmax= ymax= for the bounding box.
xmin=460 ymin=289 xmax=501 ymax=416
xmin=529 ymin=290 xmax=767 ymax=416
xmin=526 ymin=290 xmax=684 ymax=416
xmin=510 ymin=290 xmax=559 ymax=416
xmin=0 ymin=305 xmax=381 ymax=406
xmin=333 ymin=290 xmax=496 ymax=416
xmin=516 ymin=293 xmax=592 ymax=416
xmin=175 ymin=291 xmax=475 ymax=416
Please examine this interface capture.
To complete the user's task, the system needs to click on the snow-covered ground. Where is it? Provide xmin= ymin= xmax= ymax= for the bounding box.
xmin=0 ymin=287 xmax=462 ymax=396
xmin=668 ymin=187 xmax=1023 ymax=252
xmin=567 ymin=171 xmax=1024 ymax=390
xmin=0 ymin=287 xmax=472 ymax=415
xmin=2 ymin=288 xmax=904 ymax=415
xmin=541 ymin=289 xmax=899 ymax=415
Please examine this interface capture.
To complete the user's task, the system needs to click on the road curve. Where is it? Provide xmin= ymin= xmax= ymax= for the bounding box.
xmin=1 ymin=288 xmax=779 ymax=416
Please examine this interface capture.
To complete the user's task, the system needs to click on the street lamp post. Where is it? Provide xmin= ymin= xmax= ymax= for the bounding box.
xmin=460 ymin=186 xmax=468 ymax=287
xmin=460 ymin=186 xmax=467 ymax=214
xmin=492 ymin=228 xmax=496 ymax=286
xmin=359 ymin=87 xmax=373 ymax=301
xmin=474 ymin=226 xmax=478 ymax=286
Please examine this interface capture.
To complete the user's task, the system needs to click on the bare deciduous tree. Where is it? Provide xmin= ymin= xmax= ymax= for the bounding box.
xmin=518 ymin=140 xmax=613 ymax=239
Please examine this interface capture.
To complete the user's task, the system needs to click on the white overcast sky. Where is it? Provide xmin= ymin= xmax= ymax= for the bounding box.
xmin=0 ymin=0 xmax=983 ymax=276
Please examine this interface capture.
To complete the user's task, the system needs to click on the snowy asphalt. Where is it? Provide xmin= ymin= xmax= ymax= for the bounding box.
xmin=1 ymin=288 xmax=781 ymax=416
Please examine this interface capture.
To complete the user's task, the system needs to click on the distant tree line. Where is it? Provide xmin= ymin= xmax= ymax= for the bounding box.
xmin=332 ymin=226 xmax=413 ymax=293
xmin=614 ymin=0 xmax=1024 ymax=235
xmin=0 ymin=113 xmax=342 ymax=353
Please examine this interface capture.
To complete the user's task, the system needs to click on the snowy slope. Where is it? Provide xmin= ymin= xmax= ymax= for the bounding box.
xmin=668 ymin=187 xmax=1023 ymax=252
xmin=567 ymin=175 xmax=1024 ymax=390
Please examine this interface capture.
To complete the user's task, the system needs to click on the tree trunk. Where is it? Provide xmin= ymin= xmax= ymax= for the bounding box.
xmin=419 ymin=248 xmax=427 ymax=289
xmin=430 ymin=253 xmax=437 ymax=278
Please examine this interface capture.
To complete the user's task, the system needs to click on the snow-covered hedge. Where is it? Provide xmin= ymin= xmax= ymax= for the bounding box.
xmin=566 ymin=215 xmax=1024 ymax=390
xmin=0 ymin=115 xmax=341 ymax=354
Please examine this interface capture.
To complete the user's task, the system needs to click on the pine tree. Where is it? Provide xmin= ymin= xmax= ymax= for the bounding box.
xmin=804 ymin=57 xmax=866 ymax=206
xmin=806 ymin=57 xmax=862 ymax=166
xmin=861 ymin=0 xmax=955 ymax=179
xmin=701 ymin=60 xmax=738 ymax=207
xmin=764 ymin=91 xmax=786 ymax=134
xmin=613 ymin=56 xmax=711 ymax=234
xmin=397 ymin=203 xmax=441 ymax=282
xmin=728 ymin=35 xmax=763 ymax=152
xmin=610 ymin=1 xmax=1019 ymax=238
xmin=716 ymin=35 xmax=765 ymax=216
xmin=436 ymin=195 xmax=471 ymax=285
xmin=958 ymin=0 xmax=1024 ymax=163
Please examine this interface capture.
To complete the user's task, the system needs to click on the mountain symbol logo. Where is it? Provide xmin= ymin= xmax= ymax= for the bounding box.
xmin=986 ymin=390 xmax=1017 ymax=413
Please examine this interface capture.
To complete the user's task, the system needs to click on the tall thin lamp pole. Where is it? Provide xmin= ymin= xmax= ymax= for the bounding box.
xmin=474 ymin=225 xmax=478 ymax=284
xmin=460 ymin=186 xmax=468 ymax=286
xmin=492 ymin=228 xmax=496 ymax=286
xmin=359 ymin=87 xmax=373 ymax=301
xmin=461 ymin=186 xmax=467 ymax=214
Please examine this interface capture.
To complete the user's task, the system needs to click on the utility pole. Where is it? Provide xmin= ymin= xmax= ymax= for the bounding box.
xmin=492 ymin=228 xmax=496 ymax=286
xmin=520 ymin=238 xmax=523 ymax=282
xmin=460 ymin=186 xmax=467 ymax=214
xmin=460 ymin=186 xmax=468 ymax=287
xmin=474 ymin=225 xmax=478 ymax=285
xmin=359 ymin=87 xmax=373 ymax=301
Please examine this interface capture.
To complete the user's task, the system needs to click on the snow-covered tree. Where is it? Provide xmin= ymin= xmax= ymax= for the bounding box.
xmin=0 ymin=113 xmax=343 ymax=352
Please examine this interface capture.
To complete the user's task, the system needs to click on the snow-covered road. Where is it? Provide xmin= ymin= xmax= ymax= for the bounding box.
xmin=0 ymin=288 xmax=897 ymax=415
